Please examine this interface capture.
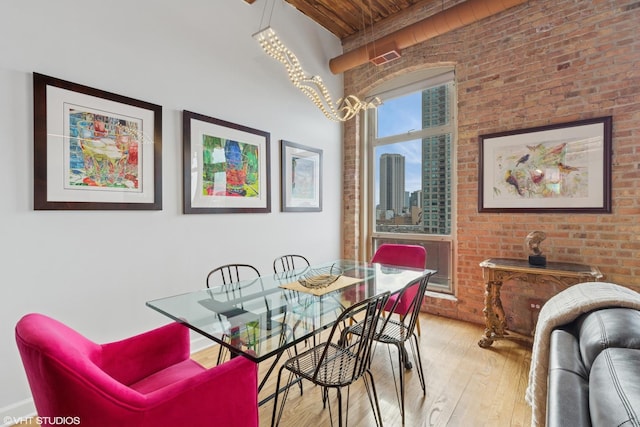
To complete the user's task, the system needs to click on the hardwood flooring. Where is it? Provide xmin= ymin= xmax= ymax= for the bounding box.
xmin=14 ymin=313 xmax=532 ymax=427
xmin=195 ymin=313 xmax=533 ymax=427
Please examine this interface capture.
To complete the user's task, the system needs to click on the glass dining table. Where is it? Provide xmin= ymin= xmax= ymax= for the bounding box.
xmin=146 ymin=259 xmax=434 ymax=404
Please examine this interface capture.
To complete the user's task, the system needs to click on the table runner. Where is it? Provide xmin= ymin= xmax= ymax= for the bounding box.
xmin=279 ymin=275 xmax=363 ymax=296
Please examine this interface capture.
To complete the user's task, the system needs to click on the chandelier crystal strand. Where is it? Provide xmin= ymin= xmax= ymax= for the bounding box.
xmin=253 ymin=27 xmax=380 ymax=122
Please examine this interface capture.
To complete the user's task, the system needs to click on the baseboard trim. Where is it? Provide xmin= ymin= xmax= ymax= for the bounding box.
xmin=0 ymin=398 xmax=36 ymax=427
xmin=190 ymin=334 xmax=216 ymax=354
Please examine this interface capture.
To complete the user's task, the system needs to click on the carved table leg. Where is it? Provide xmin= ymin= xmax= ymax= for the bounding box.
xmin=492 ymin=281 xmax=507 ymax=337
xmin=478 ymin=279 xmax=507 ymax=348
xmin=479 ymin=279 xmax=497 ymax=347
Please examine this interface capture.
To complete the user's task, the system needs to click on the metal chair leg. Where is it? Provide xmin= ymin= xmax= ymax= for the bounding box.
xmin=397 ymin=342 xmax=406 ymax=426
xmin=410 ymin=333 xmax=426 ymax=394
xmin=363 ymin=370 xmax=384 ymax=427
xmin=271 ymin=366 xmax=295 ymax=427
xmin=336 ymin=387 xmax=343 ymax=427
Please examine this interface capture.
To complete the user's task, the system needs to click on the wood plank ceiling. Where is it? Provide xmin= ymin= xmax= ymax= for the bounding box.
xmin=245 ymin=0 xmax=431 ymax=40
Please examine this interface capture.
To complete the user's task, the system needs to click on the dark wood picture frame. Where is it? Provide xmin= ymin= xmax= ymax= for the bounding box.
xmin=478 ymin=116 xmax=612 ymax=213
xmin=33 ymin=73 xmax=162 ymax=210
xmin=182 ymin=111 xmax=271 ymax=214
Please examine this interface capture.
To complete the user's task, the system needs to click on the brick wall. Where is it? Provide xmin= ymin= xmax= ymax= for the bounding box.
xmin=342 ymin=0 xmax=640 ymax=329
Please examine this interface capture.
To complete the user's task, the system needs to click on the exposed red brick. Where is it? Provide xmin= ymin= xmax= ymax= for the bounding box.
xmin=342 ymin=0 xmax=640 ymax=330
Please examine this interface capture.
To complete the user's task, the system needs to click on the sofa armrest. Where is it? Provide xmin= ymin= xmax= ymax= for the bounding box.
xmin=101 ymin=322 xmax=190 ymax=385
xmin=547 ymin=327 xmax=591 ymax=427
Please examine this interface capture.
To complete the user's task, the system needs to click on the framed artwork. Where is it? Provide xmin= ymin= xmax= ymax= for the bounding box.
xmin=478 ymin=116 xmax=612 ymax=213
xmin=280 ymin=140 xmax=322 ymax=212
xmin=183 ymin=111 xmax=270 ymax=214
xmin=33 ymin=73 xmax=162 ymax=210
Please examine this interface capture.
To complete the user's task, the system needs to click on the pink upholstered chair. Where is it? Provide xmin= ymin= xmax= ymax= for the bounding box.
xmin=15 ymin=313 xmax=258 ymax=427
xmin=371 ymin=243 xmax=427 ymax=335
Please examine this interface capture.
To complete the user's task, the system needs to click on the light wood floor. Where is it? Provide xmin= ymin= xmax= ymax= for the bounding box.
xmin=196 ymin=313 xmax=533 ymax=427
xmin=15 ymin=313 xmax=532 ymax=427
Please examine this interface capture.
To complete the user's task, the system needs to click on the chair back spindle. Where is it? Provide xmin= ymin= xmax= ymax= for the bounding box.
xmin=273 ymin=254 xmax=310 ymax=274
xmin=206 ymin=264 xmax=260 ymax=288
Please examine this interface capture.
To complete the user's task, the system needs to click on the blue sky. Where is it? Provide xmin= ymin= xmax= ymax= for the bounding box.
xmin=375 ymin=92 xmax=424 ymax=201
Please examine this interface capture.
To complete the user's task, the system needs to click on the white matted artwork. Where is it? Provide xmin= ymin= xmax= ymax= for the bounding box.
xmin=33 ymin=73 xmax=162 ymax=210
xmin=182 ymin=110 xmax=270 ymax=214
xmin=280 ymin=140 xmax=322 ymax=212
xmin=478 ymin=116 xmax=612 ymax=213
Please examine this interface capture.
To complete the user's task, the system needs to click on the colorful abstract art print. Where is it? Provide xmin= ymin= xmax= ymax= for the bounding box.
xmin=200 ymin=135 xmax=260 ymax=198
xmin=280 ymin=140 xmax=322 ymax=212
xmin=33 ymin=73 xmax=162 ymax=210
xmin=479 ymin=117 xmax=612 ymax=213
xmin=66 ymin=106 xmax=143 ymax=192
xmin=183 ymin=111 xmax=271 ymax=214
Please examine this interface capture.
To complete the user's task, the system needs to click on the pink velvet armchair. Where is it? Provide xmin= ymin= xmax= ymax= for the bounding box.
xmin=371 ymin=243 xmax=427 ymax=335
xmin=15 ymin=313 xmax=258 ymax=427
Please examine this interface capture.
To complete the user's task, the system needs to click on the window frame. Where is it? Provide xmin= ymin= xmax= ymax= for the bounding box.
xmin=363 ymin=69 xmax=457 ymax=294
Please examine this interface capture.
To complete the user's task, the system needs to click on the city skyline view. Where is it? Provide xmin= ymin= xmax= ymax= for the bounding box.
xmin=375 ymin=91 xmax=424 ymax=205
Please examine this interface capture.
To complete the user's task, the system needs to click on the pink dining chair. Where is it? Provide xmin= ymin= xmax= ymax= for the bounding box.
xmin=15 ymin=313 xmax=258 ymax=427
xmin=371 ymin=243 xmax=427 ymax=336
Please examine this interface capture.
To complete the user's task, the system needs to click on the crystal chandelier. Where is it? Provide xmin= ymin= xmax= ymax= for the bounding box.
xmin=253 ymin=27 xmax=380 ymax=122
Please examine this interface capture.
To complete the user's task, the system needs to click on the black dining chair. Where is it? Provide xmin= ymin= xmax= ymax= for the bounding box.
xmin=273 ymin=254 xmax=310 ymax=274
xmin=206 ymin=263 xmax=298 ymax=395
xmin=343 ymin=272 xmax=433 ymax=426
xmin=206 ymin=264 xmax=261 ymax=364
xmin=206 ymin=263 xmax=261 ymax=289
xmin=271 ymin=291 xmax=391 ymax=427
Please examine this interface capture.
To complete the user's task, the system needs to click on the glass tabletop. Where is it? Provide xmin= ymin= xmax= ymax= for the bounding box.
xmin=146 ymin=259 xmax=434 ymax=363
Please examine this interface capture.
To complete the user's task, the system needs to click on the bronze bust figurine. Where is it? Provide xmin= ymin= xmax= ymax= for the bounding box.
xmin=525 ymin=231 xmax=547 ymax=266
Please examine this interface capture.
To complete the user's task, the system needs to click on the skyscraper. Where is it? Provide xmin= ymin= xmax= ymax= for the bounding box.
xmin=379 ymin=153 xmax=405 ymax=215
xmin=421 ymin=85 xmax=452 ymax=234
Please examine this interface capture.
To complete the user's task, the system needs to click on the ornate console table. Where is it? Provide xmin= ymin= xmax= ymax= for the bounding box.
xmin=477 ymin=258 xmax=603 ymax=348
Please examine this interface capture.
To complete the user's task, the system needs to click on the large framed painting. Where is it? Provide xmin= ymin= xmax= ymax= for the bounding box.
xmin=33 ymin=73 xmax=162 ymax=210
xmin=478 ymin=116 xmax=612 ymax=213
xmin=280 ymin=140 xmax=322 ymax=212
xmin=183 ymin=111 xmax=271 ymax=214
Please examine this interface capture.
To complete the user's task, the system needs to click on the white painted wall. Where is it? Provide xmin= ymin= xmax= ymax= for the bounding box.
xmin=0 ymin=0 xmax=343 ymax=419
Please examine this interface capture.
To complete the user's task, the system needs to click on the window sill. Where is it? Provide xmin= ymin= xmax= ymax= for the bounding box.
xmin=425 ymin=290 xmax=457 ymax=302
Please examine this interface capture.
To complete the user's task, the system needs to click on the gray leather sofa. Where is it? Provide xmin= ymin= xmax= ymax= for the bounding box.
xmin=547 ymin=307 xmax=640 ymax=426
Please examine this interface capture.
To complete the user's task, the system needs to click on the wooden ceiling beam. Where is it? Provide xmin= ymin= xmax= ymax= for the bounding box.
xmin=244 ymin=0 xmax=427 ymax=40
